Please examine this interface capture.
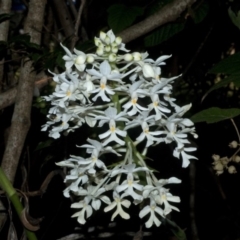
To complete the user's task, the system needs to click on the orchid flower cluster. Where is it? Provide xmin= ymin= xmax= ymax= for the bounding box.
xmin=42 ymin=30 xmax=198 ymax=228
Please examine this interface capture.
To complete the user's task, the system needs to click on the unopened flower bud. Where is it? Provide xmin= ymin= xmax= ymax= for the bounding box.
xmin=100 ymin=31 xmax=106 ymax=41
xmin=124 ymin=53 xmax=133 ymax=62
xmin=221 ymin=157 xmax=229 ymax=165
xmin=193 ymin=133 xmax=198 ymax=139
xmin=142 ymin=64 xmax=155 ymax=78
xmin=233 ymin=155 xmax=240 ymax=163
xmin=212 ymin=154 xmax=220 ymax=162
xmin=228 ymin=165 xmax=237 ymax=174
xmin=105 ymin=45 xmax=111 ymax=52
xmin=111 ymin=69 xmax=120 ymax=75
xmin=108 ymin=53 xmax=116 ymax=62
xmin=132 ymin=52 xmax=142 ymax=61
xmin=111 ymin=42 xmax=118 ymax=48
xmin=227 ymin=90 xmax=233 ymax=97
xmin=216 ymin=170 xmax=224 ymax=175
xmin=86 ymin=55 xmax=94 ymax=63
xmin=111 ymin=46 xmax=118 ymax=54
xmin=229 ymin=141 xmax=238 ymax=148
xmin=104 ymin=36 xmax=111 ymax=44
xmin=96 ymin=47 xmax=104 ymax=56
xmin=213 ymin=162 xmax=224 ymax=171
xmin=75 ymin=55 xmax=86 ymax=65
xmin=94 ymin=37 xmax=102 ymax=47
xmin=115 ymin=36 xmax=122 ymax=45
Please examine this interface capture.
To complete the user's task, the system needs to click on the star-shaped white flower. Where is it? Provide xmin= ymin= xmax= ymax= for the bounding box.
xmin=139 ymin=199 xmax=164 ymax=228
xmin=104 ymin=191 xmax=131 ymax=221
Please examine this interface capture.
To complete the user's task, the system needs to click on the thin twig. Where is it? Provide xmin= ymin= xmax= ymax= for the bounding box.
xmin=43 ymin=25 xmax=60 ymax=42
xmin=67 ymin=0 xmax=77 ymax=18
xmin=183 ymin=23 xmax=214 ymax=77
xmin=71 ymin=0 xmax=86 ymax=51
xmin=231 ymin=118 xmax=240 ymax=144
xmin=189 ymin=162 xmax=200 ymax=240
xmin=52 ymin=0 xmax=74 ymax=37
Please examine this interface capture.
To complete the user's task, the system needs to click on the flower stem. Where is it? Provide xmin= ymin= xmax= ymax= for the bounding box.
xmin=0 ymin=167 xmax=38 ymax=240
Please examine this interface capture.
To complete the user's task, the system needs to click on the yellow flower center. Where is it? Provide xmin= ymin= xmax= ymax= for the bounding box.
xmin=131 ymin=98 xmax=137 ymax=104
xmin=110 ymin=126 xmax=115 ymax=132
xmin=66 ymin=90 xmax=72 ymax=96
xmin=100 ymin=83 xmax=106 ymax=89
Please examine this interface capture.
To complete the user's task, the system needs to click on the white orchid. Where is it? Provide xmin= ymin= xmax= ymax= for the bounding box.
xmin=42 ymin=30 xmax=197 ymax=228
xmin=139 ymin=199 xmax=165 ymax=228
xmin=104 ymin=191 xmax=131 ymax=221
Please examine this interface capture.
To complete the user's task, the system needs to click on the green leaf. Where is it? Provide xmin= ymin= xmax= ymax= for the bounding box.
xmin=31 ymin=53 xmax=41 ymax=62
xmin=75 ymin=40 xmax=95 ymax=53
xmin=9 ymin=34 xmax=41 ymax=51
xmin=0 ymin=13 xmax=13 ymax=24
xmin=144 ymin=22 xmax=185 ymax=47
xmin=56 ymin=53 xmax=65 ymax=69
xmin=163 ymin=218 xmax=187 ymax=240
xmin=193 ymin=2 xmax=209 ymax=24
xmin=228 ymin=7 xmax=240 ymax=30
xmin=35 ymin=139 xmax=54 ymax=151
xmin=202 ymin=74 xmax=240 ymax=98
xmin=107 ymin=4 xmax=143 ymax=33
xmin=10 ymin=34 xmax=31 ymax=44
xmin=191 ymin=107 xmax=240 ymax=124
xmin=209 ymin=52 xmax=240 ymax=75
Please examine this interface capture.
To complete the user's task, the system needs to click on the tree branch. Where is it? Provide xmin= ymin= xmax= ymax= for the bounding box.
xmin=0 ymin=0 xmax=12 ymax=92
xmin=0 ymin=76 xmax=51 ymax=110
xmin=0 ymin=0 xmax=11 ymax=42
xmin=52 ymin=0 xmax=74 ymax=38
xmin=0 ymin=0 xmax=14 ymax=230
xmin=1 ymin=0 xmax=46 ymax=183
xmin=119 ymin=0 xmax=195 ymax=43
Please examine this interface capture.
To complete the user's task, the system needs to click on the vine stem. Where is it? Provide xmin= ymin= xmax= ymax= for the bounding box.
xmin=231 ymin=118 xmax=240 ymax=144
xmin=0 ymin=167 xmax=37 ymax=240
xmin=229 ymin=118 xmax=240 ymax=161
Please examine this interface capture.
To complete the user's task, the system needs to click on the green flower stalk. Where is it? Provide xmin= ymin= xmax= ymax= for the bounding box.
xmin=0 ymin=167 xmax=37 ymax=240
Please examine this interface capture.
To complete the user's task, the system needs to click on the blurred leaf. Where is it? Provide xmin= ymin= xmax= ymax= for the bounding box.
xmin=56 ymin=52 xmax=65 ymax=69
xmin=146 ymin=0 xmax=173 ymax=16
xmin=163 ymin=218 xmax=187 ymax=240
xmin=30 ymin=52 xmax=41 ymax=62
xmin=193 ymin=1 xmax=209 ymax=23
xmin=209 ymin=52 xmax=240 ymax=75
xmin=191 ymin=107 xmax=240 ymax=123
xmin=35 ymin=139 xmax=54 ymax=151
xmin=0 ymin=13 xmax=13 ymax=24
xmin=9 ymin=34 xmax=31 ymax=45
xmin=202 ymin=74 xmax=240 ymax=99
xmin=0 ymin=41 xmax=7 ymax=50
xmin=107 ymin=4 xmax=143 ymax=33
xmin=9 ymin=34 xmax=41 ymax=51
xmin=144 ymin=22 xmax=185 ymax=47
xmin=228 ymin=7 xmax=240 ymax=30
xmin=75 ymin=40 xmax=95 ymax=53
xmin=57 ymin=234 xmax=85 ymax=240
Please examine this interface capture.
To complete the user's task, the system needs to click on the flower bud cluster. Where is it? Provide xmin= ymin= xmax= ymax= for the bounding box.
xmin=212 ymin=140 xmax=240 ymax=175
xmin=42 ymin=30 xmax=198 ymax=228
